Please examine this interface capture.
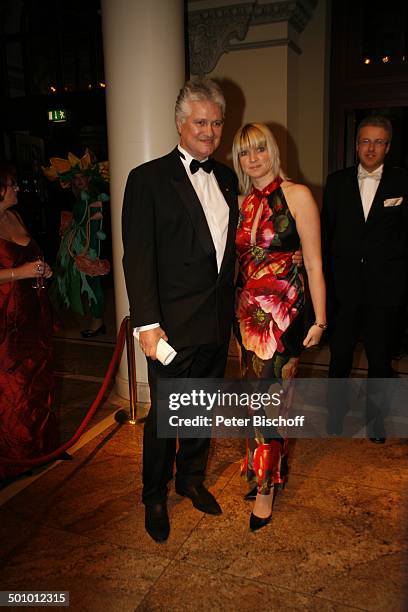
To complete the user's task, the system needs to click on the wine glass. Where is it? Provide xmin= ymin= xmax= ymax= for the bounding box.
xmin=31 ymin=256 xmax=46 ymax=289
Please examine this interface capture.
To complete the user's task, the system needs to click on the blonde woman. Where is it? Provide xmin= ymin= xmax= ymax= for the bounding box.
xmin=233 ymin=123 xmax=326 ymax=530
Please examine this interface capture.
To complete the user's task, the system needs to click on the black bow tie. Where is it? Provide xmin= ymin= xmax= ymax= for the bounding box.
xmin=189 ymin=158 xmax=214 ymax=174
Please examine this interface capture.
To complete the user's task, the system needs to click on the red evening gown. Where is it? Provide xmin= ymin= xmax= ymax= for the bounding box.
xmin=0 ymin=237 xmax=58 ymax=481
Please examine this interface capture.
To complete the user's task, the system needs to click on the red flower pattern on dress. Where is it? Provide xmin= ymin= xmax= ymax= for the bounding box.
xmin=237 ymin=195 xmax=276 ymax=282
xmin=236 ymin=289 xmax=278 ymax=360
xmin=236 ymin=275 xmax=300 ymax=360
xmin=253 ymin=196 xmax=276 ymax=248
xmin=255 ymin=276 xmax=299 ymax=331
xmin=238 ymin=193 xmax=275 ymax=244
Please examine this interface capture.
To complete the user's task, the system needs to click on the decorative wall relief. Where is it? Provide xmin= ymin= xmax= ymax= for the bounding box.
xmin=188 ymin=0 xmax=317 ymax=75
xmin=188 ymin=4 xmax=253 ymax=76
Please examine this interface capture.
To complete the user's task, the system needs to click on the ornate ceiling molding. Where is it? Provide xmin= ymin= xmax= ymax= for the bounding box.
xmin=188 ymin=0 xmax=317 ymax=75
xmin=251 ymin=0 xmax=317 ymax=33
xmin=188 ymin=3 xmax=254 ymax=76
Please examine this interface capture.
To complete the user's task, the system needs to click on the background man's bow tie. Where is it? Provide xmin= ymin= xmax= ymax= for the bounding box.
xmin=190 ymin=158 xmax=214 ymax=174
xmin=358 ymin=168 xmax=382 ymax=181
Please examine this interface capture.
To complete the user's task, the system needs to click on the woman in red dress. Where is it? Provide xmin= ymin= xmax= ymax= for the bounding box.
xmin=0 ymin=164 xmax=57 ymax=483
xmin=233 ymin=124 xmax=326 ymax=530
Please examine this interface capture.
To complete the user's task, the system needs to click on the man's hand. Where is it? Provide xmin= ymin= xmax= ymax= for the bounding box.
xmin=139 ymin=327 xmax=168 ymax=360
xmin=292 ymin=248 xmax=303 ymax=267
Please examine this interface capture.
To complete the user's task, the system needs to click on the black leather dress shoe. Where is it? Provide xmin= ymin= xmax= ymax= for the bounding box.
xmin=369 ymin=437 xmax=386 ymax=444
xmin=175 ymin=484 xmax=222 ymax=515
xmin=145 ymin=502 xmax=170 ymax=542
xmin=81 ymin=324 xmax=106 ymax=338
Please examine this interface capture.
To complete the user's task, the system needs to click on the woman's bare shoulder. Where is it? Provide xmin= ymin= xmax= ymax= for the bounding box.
xmin=281 ymin=180 xmax=312 ymax=200
xmin=281 ymin=181 xmax=317 ymax=218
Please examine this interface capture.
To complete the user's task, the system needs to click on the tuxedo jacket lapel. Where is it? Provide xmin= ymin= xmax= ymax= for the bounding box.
xmin=213 ymin=164 xmax=238 ymax=277
xmin=347 ymin=167 xmax=366 ymax=226
xmin=169 ymin=149 xmax=216 ymax=264
xmin=366 ymin=166 xmax=389 ymax=222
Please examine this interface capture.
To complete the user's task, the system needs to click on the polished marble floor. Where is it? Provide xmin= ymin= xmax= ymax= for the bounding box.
xmin=0 ymin=330 xmax=407 ymax=611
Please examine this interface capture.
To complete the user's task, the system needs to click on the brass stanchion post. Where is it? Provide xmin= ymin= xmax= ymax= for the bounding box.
xmin=115 ymin=316 xmax=138 ymax=424
xmin=126 ymin=315 xmax=137 ymax=424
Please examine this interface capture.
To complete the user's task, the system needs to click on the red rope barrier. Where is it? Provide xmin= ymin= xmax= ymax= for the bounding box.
xmin=0 ymin=317 xmax=127 ymax=468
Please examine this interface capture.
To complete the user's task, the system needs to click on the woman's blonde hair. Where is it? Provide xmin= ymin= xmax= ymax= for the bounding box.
xmin=232 ymin=123 xmax=286 ymax=194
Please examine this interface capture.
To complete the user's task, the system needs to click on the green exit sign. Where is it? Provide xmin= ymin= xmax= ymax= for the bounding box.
xmin=48 ymin=109 xmax=68 ymax=123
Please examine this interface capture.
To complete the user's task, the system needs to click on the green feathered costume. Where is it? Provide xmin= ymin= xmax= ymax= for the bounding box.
xmin=42 ymin=151 xmax=110 ymax=318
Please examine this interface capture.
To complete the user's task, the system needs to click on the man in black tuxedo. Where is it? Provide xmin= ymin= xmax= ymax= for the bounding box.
xmin=322 ymin=115 xmax=408 ymax=441
xmin=122 ymin=79 xmax=238 ymax=542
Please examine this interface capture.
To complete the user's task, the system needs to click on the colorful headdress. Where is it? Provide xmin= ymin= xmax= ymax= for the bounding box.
xmin=42 ymin=149 xmax=109 ymax=188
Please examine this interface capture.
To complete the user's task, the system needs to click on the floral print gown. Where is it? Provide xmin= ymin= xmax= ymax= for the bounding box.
xmin=235 ymin=178 xmax=305 ymax=487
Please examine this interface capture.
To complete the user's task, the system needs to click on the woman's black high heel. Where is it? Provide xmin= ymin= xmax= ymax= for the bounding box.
xmin=249 ymin=511 xmax=272 ymax=531
xmin=248 ymin=442 xmax=277 ymax=531
xmin=81 ymin=324 xmax=106 ymax=338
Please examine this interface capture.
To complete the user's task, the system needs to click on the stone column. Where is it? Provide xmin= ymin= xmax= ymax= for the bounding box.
xmin=101 ymin=0 xmax=185 ymax=401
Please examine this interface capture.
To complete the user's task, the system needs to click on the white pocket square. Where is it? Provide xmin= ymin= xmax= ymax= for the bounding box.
xmin=384 ymin=197 xmax=403 ymax=207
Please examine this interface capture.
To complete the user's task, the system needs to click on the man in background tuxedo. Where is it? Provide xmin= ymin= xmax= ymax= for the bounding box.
xmin=322 ymin=115 xmax=408 ymax=442
xmin=122 ymin=79 xmax=238 ymax=542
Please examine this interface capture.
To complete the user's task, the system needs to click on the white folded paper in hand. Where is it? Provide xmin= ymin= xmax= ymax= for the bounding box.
xmin=156 ymin=338 xmax=177 ymax=365
xmin=133 ymin=330 xmax=177 ymax=366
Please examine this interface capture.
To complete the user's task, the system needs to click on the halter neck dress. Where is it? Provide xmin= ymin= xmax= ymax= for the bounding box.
xmin=235 ymin=178 xmax=305 ymax=488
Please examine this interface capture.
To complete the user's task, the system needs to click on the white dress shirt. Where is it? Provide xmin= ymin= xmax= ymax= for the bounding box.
xmin=136 ymin=145 xmax=230 ymax=334
xmin=358 ymin=163 xmax=383 ymax=221
xmin=177 ymin=145 xmax=229 ymax=272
